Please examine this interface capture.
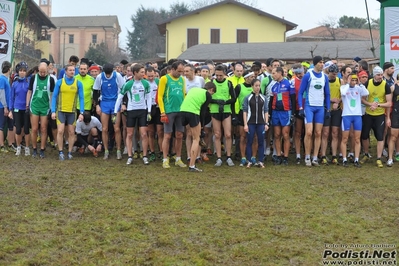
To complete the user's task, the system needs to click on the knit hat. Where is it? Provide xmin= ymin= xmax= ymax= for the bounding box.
xmin=373 ymin=66 xmax=383 ymax=75
xmin=383 ymin=62 xmax=394 ymax=71
xmin=353 ymin=57 xmax=362 ymax=63
xmin=313 ymin=56 xmax=323 ymax=66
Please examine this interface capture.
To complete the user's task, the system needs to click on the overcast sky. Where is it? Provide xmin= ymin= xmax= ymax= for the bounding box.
xmin=35 ymin=0 xmax=381 ymax=48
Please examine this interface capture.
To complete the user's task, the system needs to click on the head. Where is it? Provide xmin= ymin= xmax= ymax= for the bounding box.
xmin=1 ymin=61 xmax=11 ymax=75
xmin=251 ymin=62 xmax=262 ymax=76
xmin=204 ymin=81 xmax=216 ymax=95
xmin=48 ymin=63 xmax=55 ymax=74
xmin=328 ymin=64 xmax=339 ymax=79
xmin=200 ymin=65 xmax=209 ymax=79
xmin=357 ymin=60 xmax=368 ymax=72
xmin=282 ymin=67 xmax=288 ymax=77
xmin=266 ymin=58 xmax=274 ymax=73
xmin=184 ymin=65 xmax=195 ymax=80
xmin=207 ymin=63 xmax=215 ymax=77
xmin=38 ymin=62 xmax=48 ymax=78
xmin=16 ymin=61 xmax=28 ymax=78
xmin=170 ymin=61 xmax=184 ymax=78
xmin=350 ymin=74 xmax=358 ymax=87
xmin=243 ymin=70 xmax=255 ymax=84
xmin=233 ymin=63 xmax=244 ymax=78
xmin=89 ymin=65 xmax=100 ymax=78
xmin=251 ymin=78 xmax=261 ymax=94
xmin=214 ymin=65 xmax=226 ymax=82
xmin=65 ymin=64 xmax=76 ymax=78
xmin=272 ymin=67 xmax=284 ymax=81
xmin=313 ymin=56 xmax=324 ymax=72
xmin=261 ymin=63 xmax=267 ymax=72
xmin=373 ymin=66 xmax=384 ymax=83
xmin=152 ymin=62 xmax=158 ymax=70
xmin=292 ymin=64 xmax=304 ymax=79
xmin=340 ymin=65 xmax=352 ymax=79
xmin=132 ymin=63 xmax=145 ymax=80
xmin=146 ymin=66 xmax=155 ymax=82
xmin=103 ymin=63 xmax=114 ymax=76
xmin=357 ymin=71 xmax=368 ymax=84
xmin=79 ymin=62 xmax=88 ymax=77
xmin=301 ymin=61 xmax=310 ymax=73
xmin=383 ymin=62 xmax=395 ymax=78
xmin=195 ymin=67 xmax=201 ymax=76
xmin=69 ymin=55 xmax=79 ymax=66
xmin=83 ymin=111 xmax=92 ymax=124
xmin=271 ymin=59 xmax=280 ymax=69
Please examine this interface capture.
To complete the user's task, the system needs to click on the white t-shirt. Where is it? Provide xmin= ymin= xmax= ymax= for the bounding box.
xmin=340 ymin=84 xmax=369 ymax=116
xmin=185 ymin=76 xmax=205 ymax=94
xmin=75 ymin=116 xmax=102 ymax=136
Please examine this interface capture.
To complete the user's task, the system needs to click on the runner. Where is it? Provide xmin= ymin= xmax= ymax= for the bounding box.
xmin=51 ymin=64 xmax=85 ymax=160
xmin=27 ymin=62 xmax=56 ymax=158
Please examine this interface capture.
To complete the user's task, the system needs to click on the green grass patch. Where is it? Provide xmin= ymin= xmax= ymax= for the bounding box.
xmin=0 ymin=149 xmax=398 ymax=265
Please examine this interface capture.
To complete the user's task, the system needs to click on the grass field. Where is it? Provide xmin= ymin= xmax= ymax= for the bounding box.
xmin=0 ymin=146 xmax=398 ymax=265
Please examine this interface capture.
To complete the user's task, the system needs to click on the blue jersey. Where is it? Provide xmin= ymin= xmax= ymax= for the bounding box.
xmin=98 ymin=72 xmax=119 ymax=101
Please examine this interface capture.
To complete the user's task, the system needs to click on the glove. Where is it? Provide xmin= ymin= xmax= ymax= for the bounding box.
xmin=290 ymin=115 xmax=295 ymax=125
xmin=325 ymin=111 xmax=331 ymax=119
xmin=147 ymin=113 xmax=152 ymax=122
xmin=25 ymin=109 xmax=30 ymax=115
xmin=299 ymin=109 xmax=305 ymax=118
xmin=218 ymin=104 xmax=224 ymax=114
xmin=215 ymin=100 xmax=225 ymax=105
xmin=232 ymin=116 xmax=238 ymax=126
xmin=160 ymin=114 xmax=169 ymax=124
xmin=111 ymin=114 xmax=117 ymax=124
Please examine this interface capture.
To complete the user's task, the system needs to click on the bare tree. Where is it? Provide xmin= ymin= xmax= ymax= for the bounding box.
xmin=319 ymin=16 xmax=338 ymax=40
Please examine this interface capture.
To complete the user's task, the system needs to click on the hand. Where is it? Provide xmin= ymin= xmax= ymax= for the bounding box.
xmin=78 ymin=113 xmax=83 ymax=122
xmin=325 ymin=111 xmax=331 ymax=119
xmin=88 ymin=145 xmax=95 ymax=152
xmin=218 ymin=104 xmax=224 ymax=113
xmin=4 ymin=108 xmax=8 ymax=117
xmin=386 ymin=118 xmax=391 ymax=128
xmin=111 ymin=114 xmax=117 ymax=124
xmin=8 ymin=111 xmax=13 ymax=119
xmin=96 ymin=105 xmax=102 ymax=116
xmin=299 ymin=109 xmax=305 ymax=118
xmin=160 ymin=113 xmax=169 ymax=124
xmin=51 ymin=112 xmax=56 ymax=120
xmin=25 ymin=108 xmax=30 ymax=115
xmin=147 ymin=113 xmax=152 ymax=122
xmin=215 ymin=100 xmax=225 ymax=105
xmin=265 ymin=124 xmax=269 ymax=131
xmin=244 ymin=125 xmax=249 ymax=132
xmin=121 ymin=104 xmax=127 ymax=112
xmin=290 ymin=115 xmax=295 ymax=125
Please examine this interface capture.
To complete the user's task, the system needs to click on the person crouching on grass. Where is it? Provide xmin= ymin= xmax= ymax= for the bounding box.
xmin=243 ymin=79 xmax=269 ymax=168
xmin=180 ymin=82 xmax=216 ymax=172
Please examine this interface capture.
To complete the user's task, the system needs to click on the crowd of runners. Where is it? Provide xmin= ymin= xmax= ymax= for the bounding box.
xmin=1 ymin=54 xmax=398 ymax=171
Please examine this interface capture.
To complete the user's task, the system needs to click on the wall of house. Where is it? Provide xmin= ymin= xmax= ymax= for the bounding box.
xmin=49 ymin=26 xmax=119 ymax=66
xmin=166 ymin=3 xmax=288 ymax=60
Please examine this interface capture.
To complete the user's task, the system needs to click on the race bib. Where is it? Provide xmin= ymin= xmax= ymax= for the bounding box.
xmin=350 ymin=99 xmax=356 ymax=107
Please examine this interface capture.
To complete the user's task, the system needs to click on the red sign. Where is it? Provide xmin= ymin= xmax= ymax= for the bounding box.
xmin=391 ymin=36 xmax=399 ymax=50
xmin=0 ymin=19 xmax=7 ymax=35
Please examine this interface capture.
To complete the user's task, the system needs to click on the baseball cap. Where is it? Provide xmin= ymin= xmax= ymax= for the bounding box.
xmin=323 ymin=61 xmax=333 ymax=70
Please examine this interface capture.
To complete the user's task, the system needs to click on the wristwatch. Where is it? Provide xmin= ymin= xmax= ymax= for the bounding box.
xmin=378 ymin=104 xmax=381 ymax=107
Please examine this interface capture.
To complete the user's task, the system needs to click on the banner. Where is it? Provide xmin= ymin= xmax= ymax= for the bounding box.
xmin=0 ymin=0 xmax=16 ymax=64
xmin=385 ymin=7 xmax=399 ymax=78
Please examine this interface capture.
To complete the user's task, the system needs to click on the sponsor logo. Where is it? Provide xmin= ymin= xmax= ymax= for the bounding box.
xmin=0 ymin=39 xmax=8 ymax=54
xmin=390 ymin=36 xmax=399 ymax=50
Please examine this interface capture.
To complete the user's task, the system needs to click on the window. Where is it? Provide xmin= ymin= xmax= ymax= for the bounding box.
xmin=210 ymin=29 xmax=220 ymax=44
xmin=187 ymin=28 xmax=199 ymax=48
xmin=236 ymin=29 xmax=248 ymax=43
xmin=69 ymin=34 xmax=74 ymax=44
xmin=92 ymin=34 xmax=97 ymax=44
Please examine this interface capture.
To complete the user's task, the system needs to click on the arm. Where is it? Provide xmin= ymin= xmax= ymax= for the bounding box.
xmin=51 ymin=80 xmax=62 ymax=113
xmin=114 ymin=90 xmax=125 ymax=114
xmin=225 ymin=80 xmax=236 ymax=105
xmin=340 ymin=84 xmax=350 ymax=96
xmin=200 ymin=92 xmax=212 ymax=126
xmin=77 ymin=80 xmax=85 ymax=114
xmin=290 ymin=93 xmax=296 ymax=113
xmin=77 ymin=134 xmax=89 ymax=147
xmin=324 ymin=75 xmax=331 ymax=110
xmin=297 ymin=73 xmax=309 ymax=109
xmin=10 ymin=83 xmax=15 ymax=110
xmin=157 ymin=76 xmax=167 ymax=114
